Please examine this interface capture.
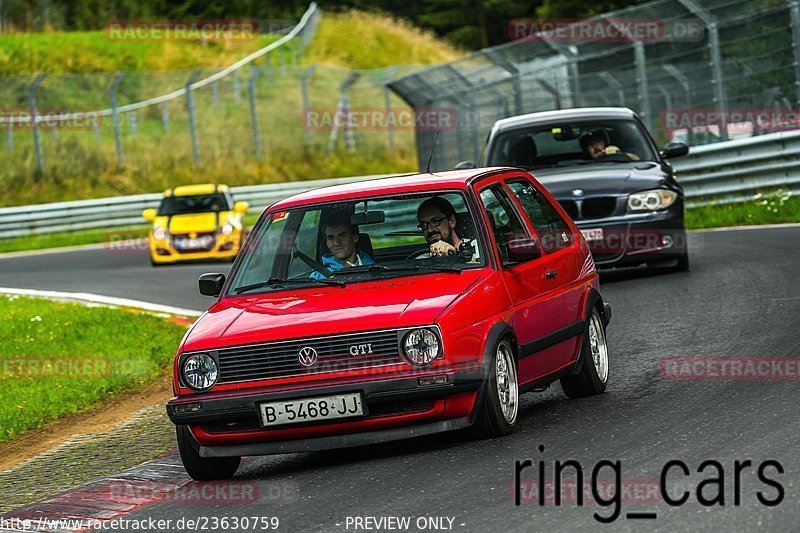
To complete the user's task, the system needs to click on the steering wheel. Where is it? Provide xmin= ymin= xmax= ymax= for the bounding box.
xmin=596 ymin=151 xmax=633 ymax=163
xmin=406 ymin=247 xmax=432 ymax=260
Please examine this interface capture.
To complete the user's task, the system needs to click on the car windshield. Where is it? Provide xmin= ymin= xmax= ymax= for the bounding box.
xmin=157 ymin=193 xmax=232 ymax=216
xmin=487 ymin=119 xmax=658 ymax=169
xmin=227 ymin=191 xmax=486 ymax=295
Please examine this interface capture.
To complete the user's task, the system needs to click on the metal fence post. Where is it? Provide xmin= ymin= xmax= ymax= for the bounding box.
xmin=185 ymin=70 xmax=202 ymax=166
xmin=677 ymin=0 xmax=728 ymax=140
xmin=232 ymin=70 xmax=241 ymax=102
xmin=129 ymin=112 xmax=137 ymax=138
xmin=328 ymin=71 xmax=360 ymax=152
xmin=211 ymin=79 xmax=220 ymax=110
xmin=161 ymin=102 xmax=170 ymax=133
xmin=92 ymin=115 xmax=99 ymax=141
xmin=6 ymin=120 xmax=13 ymax=152
xmin=787 ymin=0 xmax=800 ymax=105
xmin=634 ymin=41 xmax=651 ymax=128
xmin=484 ymin=50 xmax=523 ymax=115
xmin=598 ymin=72 xmax=625 ymax=106
xmin=534 ymin=79 xmax=561 ymax=110
xmin=109 ymin=72 xmax=126 ymax=166
xmin=662 ymin=64 xmax=693 ymax=139
xmin=383 ymin=67 xmax=397 ymax=154
xmin=247 ymin=68 xmax=264 ymax=161
xmin=27 ymin=73 xmax=46 ymax=174
xmin=300 ymin=65 xmax=316 ymax=145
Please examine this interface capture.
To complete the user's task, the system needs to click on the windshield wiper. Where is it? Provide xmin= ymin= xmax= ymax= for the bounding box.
xmin=334 ymin=263 xmax=464 ymax=276
xmin=233 ymin=276 xmax=345 ymax=294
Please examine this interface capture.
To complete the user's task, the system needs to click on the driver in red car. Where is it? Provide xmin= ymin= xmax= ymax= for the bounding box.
xmin=310 ymin=214 xmax=374 ymax=279
xmin=417 ymin=196 xmax=479 ymax=260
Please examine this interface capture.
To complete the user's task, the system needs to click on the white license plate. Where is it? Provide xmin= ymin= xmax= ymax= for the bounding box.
xmin=175 ymin=237 xmax=210 ymax=249
xmin=580 ymin=228 xmax=604 ymax=242
xmin=259 ymin=393 xmax=364 ymax=427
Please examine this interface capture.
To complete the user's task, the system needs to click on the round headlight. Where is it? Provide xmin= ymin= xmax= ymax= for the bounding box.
xmin=221 ymin=223 xmax=234 ymax=235
xmin=153 ymin=227 xmax=167 ymax=241
xmin=627 ymin=189 xmax=678 ymax=212
xmin=182 ymin=353 xmax=218 ymax=391
xmin=402 ymin=328 xmax=441 ymax=367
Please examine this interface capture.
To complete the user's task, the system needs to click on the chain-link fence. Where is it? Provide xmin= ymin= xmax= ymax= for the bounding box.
xmin=389 ymin=0 xmax=800 ymax=171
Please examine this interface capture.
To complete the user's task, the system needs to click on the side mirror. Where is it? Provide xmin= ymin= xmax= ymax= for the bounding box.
xmin=142 ymin=208 xmax=157 ymax=222
xmin=234 ymin=201 xmax=249 ymax=214
xmin=454 ymin=160 xmax=476 ymax=170
xmin=507 ymin=237 xmax=542 ymax=263
xmin=199 ymin=273 xmax=225 ymax=297
xmin=660 ymin=141 xmax=689 ymax=159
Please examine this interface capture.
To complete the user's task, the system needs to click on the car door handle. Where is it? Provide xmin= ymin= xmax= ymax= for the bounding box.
xmin=544 ymin=269 xmax=558 ymax=279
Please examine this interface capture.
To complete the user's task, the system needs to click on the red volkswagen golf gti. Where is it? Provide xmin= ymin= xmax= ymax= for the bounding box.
xmin=167 ymin=168 xmax=612 ymax=480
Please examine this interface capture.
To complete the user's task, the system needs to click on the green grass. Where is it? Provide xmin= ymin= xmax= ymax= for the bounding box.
xmin=685 ymin=192 xmax=800 ymax=229
xmin=0 ymin=226 xmax=149 ymax=254
xmin=0 ymin=31 xmax=279 ymax=75
xmin=0 ymin=295 xmax=187 ymax=443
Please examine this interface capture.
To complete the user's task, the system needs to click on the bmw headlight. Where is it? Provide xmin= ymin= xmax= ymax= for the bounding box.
xmin=627 ymin=189 xmax=678 ymax=211
xmin=401 ymin=328 xmax=441 ymax=367
xmin=221 ymin=223 xmax=234 ymax=235
xmin=153 ymin=227 xmax=167 ymax=241
xmin=181 ymin=353 xmax=218 ymax=391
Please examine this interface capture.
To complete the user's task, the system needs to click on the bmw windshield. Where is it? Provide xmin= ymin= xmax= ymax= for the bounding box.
xmin=488 ymin=119 xmax=659 ymax=169
xmin=227 ymin=191 xmax=487 ymax=295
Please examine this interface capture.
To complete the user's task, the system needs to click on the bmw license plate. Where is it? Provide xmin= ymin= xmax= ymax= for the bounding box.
xmin=258 ymin=392 xmax=364 ymax=427
xmin=580 ymin=228 xmax=604 ymax=242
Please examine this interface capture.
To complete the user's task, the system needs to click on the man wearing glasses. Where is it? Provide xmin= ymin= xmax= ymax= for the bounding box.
xmin=416 ymin=196 xmax=479 ymax=261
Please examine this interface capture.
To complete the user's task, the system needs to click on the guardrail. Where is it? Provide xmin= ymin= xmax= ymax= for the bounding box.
xmin=672 ymin=130 xmax=800 ymax=205
xmin=3 ymin=130 xmax=799 ymax=239
xmin=0 ymin=174 xmax=398 ymax=239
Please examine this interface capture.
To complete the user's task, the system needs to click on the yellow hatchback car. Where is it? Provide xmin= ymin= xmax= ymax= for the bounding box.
xmin=142 ymin=184 xmax=249 ymax=265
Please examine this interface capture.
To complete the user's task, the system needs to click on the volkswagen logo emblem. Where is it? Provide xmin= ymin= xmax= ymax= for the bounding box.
xmin=572 ymin=189 xmax=583 ymax=196
xmin=298 ymin=346 xmax=318 ymax=367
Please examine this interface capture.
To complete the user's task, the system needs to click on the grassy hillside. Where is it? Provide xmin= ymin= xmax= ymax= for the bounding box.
xmin=0 ymin=32 xmax=279 ymax=74
xmin=0 ymin=11 xmax=459 ymax=208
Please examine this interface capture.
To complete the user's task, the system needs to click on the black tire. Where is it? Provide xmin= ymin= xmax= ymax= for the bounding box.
xmin=561 ymin=307 xmax=609 ymax=399
xmin=471 ymin=338 xmax=519 ymax=439
xmin=176 ymin=425 xmax=240 ymax=480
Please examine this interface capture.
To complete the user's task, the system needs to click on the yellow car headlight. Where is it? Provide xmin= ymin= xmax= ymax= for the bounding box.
xmin=153 ymin=227 xmax=167 ymax=241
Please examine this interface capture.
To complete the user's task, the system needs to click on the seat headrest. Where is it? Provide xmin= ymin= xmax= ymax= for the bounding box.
xmin=509 ymin=136 xmax=537 ymax=166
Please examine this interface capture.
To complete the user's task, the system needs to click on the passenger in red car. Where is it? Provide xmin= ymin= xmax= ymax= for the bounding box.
xmin=310 ymin=215 xmax=374 ymax=279
xmin=417 ymin=196 xmax=477 ymax=260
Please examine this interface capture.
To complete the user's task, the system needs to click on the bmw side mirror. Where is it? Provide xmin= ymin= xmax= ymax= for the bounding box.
xmin=660 ymin=141 xmax=689 ymax=159
xmin=454 ymin=160 xmax=476 ymax=169
xmin=199 ymin=273 xmax=225 ymax=297
xmin=507 ymin=237 xmax=541 ymax=263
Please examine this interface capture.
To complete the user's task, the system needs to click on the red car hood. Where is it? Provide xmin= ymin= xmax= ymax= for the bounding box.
xmin=182 ymin=270 xmax=486 ymax=352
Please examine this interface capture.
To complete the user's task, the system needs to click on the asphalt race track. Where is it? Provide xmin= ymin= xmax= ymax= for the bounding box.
xmin=1 ymin=225 xmax=799 ymax=531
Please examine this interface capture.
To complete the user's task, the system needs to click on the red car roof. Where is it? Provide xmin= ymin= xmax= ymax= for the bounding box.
xmin=270 ymin=167 xmax=516 ymax=210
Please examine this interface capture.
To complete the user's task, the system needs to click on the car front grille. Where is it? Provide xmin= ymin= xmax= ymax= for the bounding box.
xmin=558 ymin=197 xmax=619 ymax=221
xmin=214 ymin=329 xmax=405 ymax=384
xmin=581 ymin=197 xmax=618 ymax=219
xmin=558 ymin=200 xmax=579 ymax=220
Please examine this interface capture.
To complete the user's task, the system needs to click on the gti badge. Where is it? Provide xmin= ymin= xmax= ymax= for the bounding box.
xmin=572 ymin=189 xmax=583 ymax=196
xmin=298 ymin=346 xmax=318 ymax=367
xmin=349 ymin=344 xmax=373 ymax=356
